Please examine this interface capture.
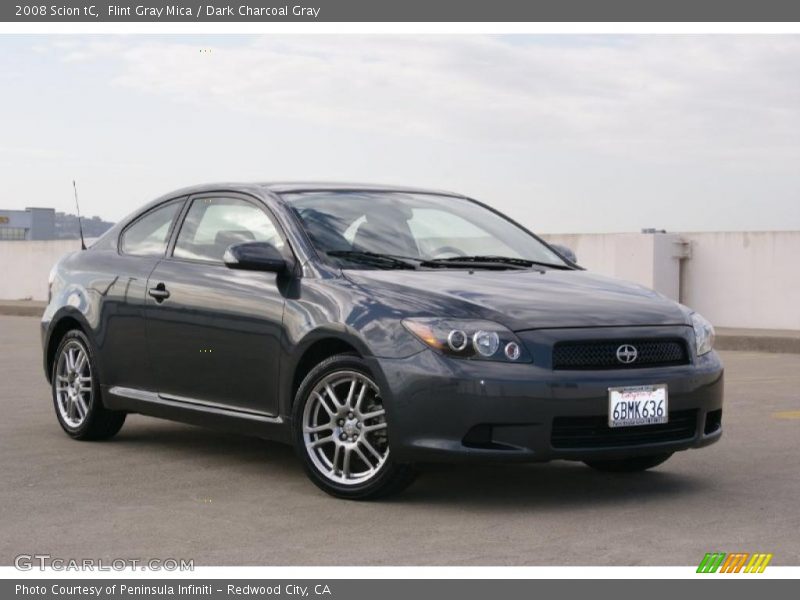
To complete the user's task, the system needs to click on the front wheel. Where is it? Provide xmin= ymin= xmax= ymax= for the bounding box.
xmin=292 ymin=354 xmax=416 ymax=499
xmin=584 ymin=452 xmax=673 ymax=473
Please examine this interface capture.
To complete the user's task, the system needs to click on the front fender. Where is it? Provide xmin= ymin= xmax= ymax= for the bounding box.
xmin=284 ymin=276 xmax=426 ymax=359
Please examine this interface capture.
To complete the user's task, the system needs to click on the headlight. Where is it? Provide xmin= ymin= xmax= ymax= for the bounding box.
xmin=402 ymin=318 xmax=531 ymax=362
xmin=691 ymin=312 xmax=715 ymax=356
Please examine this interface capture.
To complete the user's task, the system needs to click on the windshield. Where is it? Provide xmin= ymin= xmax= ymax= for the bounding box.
xmin=283 ymin=191 xmax=567 ymax=269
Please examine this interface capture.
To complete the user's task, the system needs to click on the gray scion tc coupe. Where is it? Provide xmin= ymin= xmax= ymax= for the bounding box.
xmin=42 ymin=183 xmax=723 ymax=499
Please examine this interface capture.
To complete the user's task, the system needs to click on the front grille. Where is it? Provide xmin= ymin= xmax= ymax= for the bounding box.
xmin=552 ymin=339 xmax=689 ymax=370
xmin=551 ymin=409 xmax=698 ymax=449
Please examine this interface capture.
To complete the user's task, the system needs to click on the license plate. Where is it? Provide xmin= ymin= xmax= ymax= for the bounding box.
xmin=608 ymin=384 xmax=668 ymax=428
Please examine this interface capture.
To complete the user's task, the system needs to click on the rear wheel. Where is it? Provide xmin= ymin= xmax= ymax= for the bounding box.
xmin=584 ymin=452 xmax=673 ymax=472
xmin=292 ymin=354 xmax=416 ymax=499
xmin=52 ymin=330 xmax=126 ymax=440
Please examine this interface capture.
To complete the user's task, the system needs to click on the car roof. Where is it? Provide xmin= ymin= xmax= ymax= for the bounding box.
xmin=258 ymin=182 xmax=467 ymax=198
xmin=149 ymin=182 xmax=467 ymax=205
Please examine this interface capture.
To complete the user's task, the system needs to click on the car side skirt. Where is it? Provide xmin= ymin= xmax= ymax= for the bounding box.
xmin=104 ymin=386 xmax=291 ymax=443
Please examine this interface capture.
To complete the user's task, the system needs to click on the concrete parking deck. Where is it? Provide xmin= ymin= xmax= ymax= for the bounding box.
xmin=1 ymin=315 xmax=798 ymax=566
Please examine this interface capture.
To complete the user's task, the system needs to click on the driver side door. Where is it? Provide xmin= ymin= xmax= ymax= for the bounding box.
xmin=144 ymin=193 xmax=288 ymax=416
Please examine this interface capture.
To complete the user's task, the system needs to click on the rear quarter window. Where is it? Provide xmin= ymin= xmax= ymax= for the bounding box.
xmin=120 ymin=201 xmax=182 ymax=256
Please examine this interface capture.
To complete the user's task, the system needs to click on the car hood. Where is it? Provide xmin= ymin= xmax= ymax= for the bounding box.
xmin=343 ymin=268 xmax=690 ymax=331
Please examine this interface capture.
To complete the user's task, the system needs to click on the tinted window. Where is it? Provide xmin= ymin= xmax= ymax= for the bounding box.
xmin=120 ymin=201 xmax=181 ymax=256
xmin=173 ymin=197 xmax=283 ymax=263
xmin=408 ymin=208 xmax=521 ymax=257
xmin=286 ymin=191 xmax=566 ymax=267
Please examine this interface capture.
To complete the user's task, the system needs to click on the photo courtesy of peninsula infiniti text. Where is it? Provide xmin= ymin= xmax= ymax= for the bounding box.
xmin=41 ymin=182 xmax=724 ymax=499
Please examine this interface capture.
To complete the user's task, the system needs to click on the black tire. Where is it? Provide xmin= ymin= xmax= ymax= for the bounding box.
xmin=292 ymin=354 xmax=417 ymax=500
xmin=51 ymin=329 xmax=126 ymax=441
xmin=584 ymin=452 xmax=673 ymax=473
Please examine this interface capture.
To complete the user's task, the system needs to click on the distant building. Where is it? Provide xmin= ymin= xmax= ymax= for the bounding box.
xmin=0 ymin=207 xmax=56 ymax=240
xmin=53 ymin=212 xmax=114 ymax=240
xmin=0 ymin=207 xmax=113 ymax=241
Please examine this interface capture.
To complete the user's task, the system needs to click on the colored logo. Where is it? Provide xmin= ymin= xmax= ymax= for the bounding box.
xmin=616 ymin=344 xmax=638 ymax=364
xmin=697 ymin=552 xmax=773 ymax=573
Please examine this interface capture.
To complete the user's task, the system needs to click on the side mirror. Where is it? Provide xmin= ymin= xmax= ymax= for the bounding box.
xmin=550 ymin=243 xmax=577 ymax=264
xmin=223 ymin=241 xmax=287 ymax=273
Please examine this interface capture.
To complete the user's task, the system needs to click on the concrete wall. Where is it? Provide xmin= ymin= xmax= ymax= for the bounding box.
xmin=542 ymin=231 xmax=800 ymax=331
xmin=679 ymin=231 xmax=800 ymax=330
xmin=543 ymin=232 xmax=688 ymax=302
xmin=0 ymin=240 xmax=84 ymax=301
xmin=2 ymin=232 xmax=799 ymax=331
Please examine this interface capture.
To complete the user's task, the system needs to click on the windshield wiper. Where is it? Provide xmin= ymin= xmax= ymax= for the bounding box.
xmin=326 ymin=250 xmax=419 ymax=270
xmin=423 ymin=255 xmax=571 ymax=270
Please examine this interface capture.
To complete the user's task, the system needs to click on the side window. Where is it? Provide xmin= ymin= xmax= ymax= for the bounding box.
xmin=120 ymin=201 xmax=181 ymax=256
xmin=173 ymin=197 xmax=284 ymax=263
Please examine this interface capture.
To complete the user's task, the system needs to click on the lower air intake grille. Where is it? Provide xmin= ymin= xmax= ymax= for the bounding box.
xmin=552 ymin=339 xmax=689 ymax=370
xmin=551 ymin=409 xmax=698 ymax=449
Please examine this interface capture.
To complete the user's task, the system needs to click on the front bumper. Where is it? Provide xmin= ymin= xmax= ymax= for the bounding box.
xmin=371 ymin=326 xmax=724 ymax=464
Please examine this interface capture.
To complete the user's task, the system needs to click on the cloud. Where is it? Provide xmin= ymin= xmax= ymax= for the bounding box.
xmin=3 ymin=34 xmax=799 ymax=231
xmin=51 ymin=35 xmax=800 ymax=164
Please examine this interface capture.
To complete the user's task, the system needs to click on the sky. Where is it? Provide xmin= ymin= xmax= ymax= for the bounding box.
xmin=0 ymin=34 xmax=798 ymax=232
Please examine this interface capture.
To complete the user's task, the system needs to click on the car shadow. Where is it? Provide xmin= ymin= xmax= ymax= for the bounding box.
xmin=397 ymin=461 xmax=708 ymax=509
xmin=110 ymin=419 xmax=709 ymax=509
xmin=107 ymin=418 xmax=298 ymax=469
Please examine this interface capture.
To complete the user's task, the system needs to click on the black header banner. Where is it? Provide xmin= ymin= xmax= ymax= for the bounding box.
xmin=5 ymin=0 xmax=800 ymax=22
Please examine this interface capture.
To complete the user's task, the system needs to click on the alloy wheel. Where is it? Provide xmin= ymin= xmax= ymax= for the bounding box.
xmin=55 ymin=340 xmax=93 ymax=429
xmin=302 ymin=370 xmax=389 ymax=485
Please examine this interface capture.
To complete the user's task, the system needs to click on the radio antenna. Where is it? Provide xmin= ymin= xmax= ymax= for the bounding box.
xmin=72 ymin=180 xmax=86 ymax=250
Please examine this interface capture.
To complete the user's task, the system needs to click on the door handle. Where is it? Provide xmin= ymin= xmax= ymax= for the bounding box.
xmin=148 ymin=283 xmax=170 ymax=302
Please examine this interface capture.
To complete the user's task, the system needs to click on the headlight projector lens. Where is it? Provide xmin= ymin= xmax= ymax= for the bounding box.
xmin=473 ymin=330 xmax=500 ymax=357
xmin=504 ymin=341 xmax=521 ymax=361
xmin=447 ymin=329 xmax=468 ymax=352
